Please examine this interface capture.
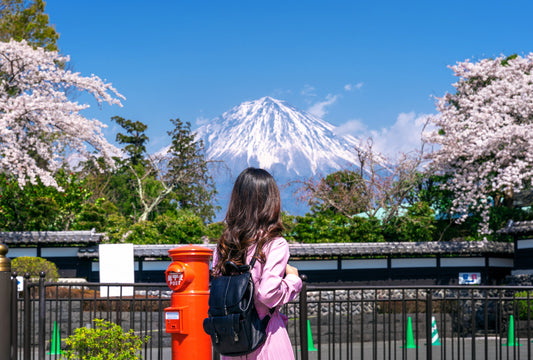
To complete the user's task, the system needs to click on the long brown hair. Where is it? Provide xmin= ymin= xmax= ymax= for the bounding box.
xmin=214 ymin=167 xmax=283 ymax=276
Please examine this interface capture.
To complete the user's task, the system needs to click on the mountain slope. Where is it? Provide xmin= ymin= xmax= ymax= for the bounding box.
xmin=193 ymin=96 xmax=363 ymax=217
xmin=195 ymin=96 xmax=360 ymax=180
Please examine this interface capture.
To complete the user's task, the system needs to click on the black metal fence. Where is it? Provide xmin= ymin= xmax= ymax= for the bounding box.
xmin=10 ymin=274 xmax=533 ymax=360
xmin=298 ymin=283 xmax=533 ymax=360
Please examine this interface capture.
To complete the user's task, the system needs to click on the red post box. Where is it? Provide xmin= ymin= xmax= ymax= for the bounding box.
xmin=165 ymin=245 xmax=213 ymax=360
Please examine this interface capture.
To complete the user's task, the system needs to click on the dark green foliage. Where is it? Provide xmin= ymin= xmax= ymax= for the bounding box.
xmin=206 ymin=221 xmax=225 ymax=242
xmin=112 ymin=116 xmax=149 ymax=167
xmin=123 ymin=210 xmax=206 ymax=244
xmin=284 ymin=211 xmax=385 ymax=243
xmin=384 ymin=202 xmax=436 ymax=242
xmin=72 ymin=199 xmax=120 ymax=232
xmin=0 ymin=170 xmax=93 ymax=231
xmin=501 ymin=54 xmax=518 ymax=67
xmin=0 ymin=0 xmax=59 ymax=51
xmin=515 ymin=291 xmax=533 ymax=320
xmin=11 ymin=256 xmax=58 ymax=281
xmin=166 ymin=118 xmax=218 ymax=222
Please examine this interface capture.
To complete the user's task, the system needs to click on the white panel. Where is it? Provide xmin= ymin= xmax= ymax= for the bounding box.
xmin=41 ymin=247 xmax=79 ymax=257
xmin=99 ymin=244 xmax=134 ymax=297
xmin=391 ymin=258 xmax=436 ymax=268
xmin=289 ymin=260 xmax=337 ymax=271
xmin=441 ymin=257 xmax=485 ymax=267
xmin=342 ymin=259 xmax=387 ymax=269
xmin=459 ymin=272 xmax=481 ymax=285
xmin=6 ymin=248 xmax=37 ymax=258
xmin=142 ymin=261 xmax=171 ymax=271
xmin=517 ymin=239 xmax=533 ymax=250
xmin=488 ymin=257 xmax=514 ymax=267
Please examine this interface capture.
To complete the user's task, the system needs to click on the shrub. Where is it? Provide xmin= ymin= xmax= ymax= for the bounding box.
xmin=206 ymin=221 xmax=225 ymax=242
xmin=11 ymin=256 xmax=59 ymax=282
xmin=515 ymin=291 xmax=533 ymax=320
xmin=156 ymin=211 xmax=206 ymax=244
xmin=121 ymin=211 xmax=207 ymax=244
xmin=384 ymin=201 xmax=436 ymax=242
xmin=61 ymin=319 xmax=149 ymax=360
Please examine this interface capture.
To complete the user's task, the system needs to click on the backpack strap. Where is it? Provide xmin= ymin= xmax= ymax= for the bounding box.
xmin=249 ymin=245 xmax=260 ymax=269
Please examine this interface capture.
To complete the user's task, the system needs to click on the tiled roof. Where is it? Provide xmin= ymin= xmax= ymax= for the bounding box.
xmin=287 ymin=241 xmax=513 ymax=257
xmin=76 ymin=241 xmax=513 ymax=259
xmin=0 ymin=230 xmax=103 ymax=245
xmin=497 ymin=220 xmax=533 ymax=235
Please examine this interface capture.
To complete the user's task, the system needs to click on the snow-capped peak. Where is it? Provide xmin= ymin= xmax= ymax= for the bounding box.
xmin=195 ymin=96 xmax=360 ymax=178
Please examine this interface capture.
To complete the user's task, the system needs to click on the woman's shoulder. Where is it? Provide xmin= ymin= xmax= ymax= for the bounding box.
xmin=264 ymin=236 xmax=289 ymax=254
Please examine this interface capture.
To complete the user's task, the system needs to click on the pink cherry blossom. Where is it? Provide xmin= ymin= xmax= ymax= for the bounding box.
xmin=425 ymin=54 xmax=533 ymax=234
xmin=0 ymin=40 xmax=125 ymax=190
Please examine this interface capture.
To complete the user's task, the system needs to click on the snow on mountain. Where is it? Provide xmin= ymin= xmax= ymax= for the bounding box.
xmin=196 ymin=96 xmax=360 ymax=179
xmin=194 ymin=96 xmax=363 ymax=217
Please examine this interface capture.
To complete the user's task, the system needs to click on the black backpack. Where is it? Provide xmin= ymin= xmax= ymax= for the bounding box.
xmin=203 ymin=255 xmax=274 ymax=356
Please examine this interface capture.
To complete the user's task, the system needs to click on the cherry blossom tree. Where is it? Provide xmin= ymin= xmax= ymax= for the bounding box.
xmin=426 ymin=54 xmax=533 ymax=233
xmin=0 ymin=39 xmax=125 ymax=189
xmin=297 ymin=138 xmax=428 ymax=224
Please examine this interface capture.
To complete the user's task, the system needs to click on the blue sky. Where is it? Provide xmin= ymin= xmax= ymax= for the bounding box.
xmin=45 ymin=0 xmax=533 ymax=155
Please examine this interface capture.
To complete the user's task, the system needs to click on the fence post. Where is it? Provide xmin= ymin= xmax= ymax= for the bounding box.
xmin=23 ymin=273 xmax=30 ymax=360
xmin=11 ymin=272 xmax=18 ymax=360
xmin=38 ymin=272 xmax=46 ymax=360
xmin=0 ymin=244 xmax=12 ymax=360
xmin=299 ymin=274 xmax=308 ymax=360
xmin=426 ymin=289 xmax=432 ymax=360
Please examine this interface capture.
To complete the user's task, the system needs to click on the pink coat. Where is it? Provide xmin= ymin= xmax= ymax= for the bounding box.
xmin=212 ymin=237 xmax=302 ymax=360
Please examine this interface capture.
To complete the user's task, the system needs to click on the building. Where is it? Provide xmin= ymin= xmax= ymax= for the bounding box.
xmin=1 ymin=230 xmax=515 ymax=284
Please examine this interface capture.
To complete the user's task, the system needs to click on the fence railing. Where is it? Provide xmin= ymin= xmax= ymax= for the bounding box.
xmin=10 ymin=274 xmax=533 ymax=360
xmin=299 ymin=283 xmax=533 ymax=360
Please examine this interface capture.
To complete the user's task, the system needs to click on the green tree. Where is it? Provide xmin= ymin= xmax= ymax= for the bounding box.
xmin=383 ymin=201 xmax=436 ymax=242
xmin=0 ymin=0 xmax=59 ymax=50
xmin=285 ymin=211 xmax=385 ymax=243
xmin=164 ymin=118 xmax=217 ymax=222
xmin=302 ymin=170 xmax=368 ymax=216
xmin=79 ymin=117 xmax=218 ymax=244
xmin=0 ymin=170 xmax=93 ymax=231
xmin=112 ymin=116 xmax=149 ymax=167
xmin=107 ymin=117 xmax=217 ymax=224
xmin=123 ymin=210 xmax=207 ymax=245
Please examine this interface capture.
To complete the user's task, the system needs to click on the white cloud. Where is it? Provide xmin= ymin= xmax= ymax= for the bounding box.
xmin=307 ymin=94 xmax=340 ymax=118
xmin=196 ymin=116 xmax=210 ymax=126
xmin=344 ymin=82 xmax=363 ymax=91
xmin=334 ymin=118 xmax=367 ymax=136
xmin=301 ymin=84 xmax=316 ymax=97
xmin=369 ymin=112 xmax=434 ymax=158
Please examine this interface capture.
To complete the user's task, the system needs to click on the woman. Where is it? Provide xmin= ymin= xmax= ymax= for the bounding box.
xmin=212 ymin=167 xmax=302 ymax=359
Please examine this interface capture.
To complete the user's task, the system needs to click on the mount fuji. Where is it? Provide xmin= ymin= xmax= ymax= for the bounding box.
xmin=194 ymin=96 xmax=362 ymax=217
